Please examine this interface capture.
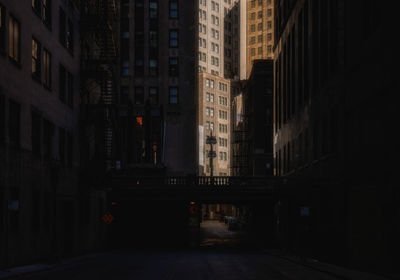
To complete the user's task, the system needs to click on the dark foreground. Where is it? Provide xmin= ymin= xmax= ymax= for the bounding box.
xmin=2 ymin=220 xmax=388 ymax=280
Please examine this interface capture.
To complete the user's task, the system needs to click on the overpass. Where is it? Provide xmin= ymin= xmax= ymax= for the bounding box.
xmin=106 ymin=175 xmax=281 ymax=202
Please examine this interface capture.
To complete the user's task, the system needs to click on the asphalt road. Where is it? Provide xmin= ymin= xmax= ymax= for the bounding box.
xmin=13 ymin=221 xmax=352 ymax=280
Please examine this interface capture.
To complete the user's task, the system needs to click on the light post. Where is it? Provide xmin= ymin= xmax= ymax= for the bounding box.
xmin=206 ymin=132 xmax=216 ymax=177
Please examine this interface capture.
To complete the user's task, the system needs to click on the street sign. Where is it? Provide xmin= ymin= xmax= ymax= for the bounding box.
xmin=102 ymin=212 xmax=114 ymax=224
xmin=208 ymin=151 xmax=216 ymax=158
xmin=206 ymin=136 xmax=216 ymax=144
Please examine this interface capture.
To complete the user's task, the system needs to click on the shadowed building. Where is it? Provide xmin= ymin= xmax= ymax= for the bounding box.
xmin=273 ymin=0 xmax=398 ymax=275
xmin=0 ymin=0 xmax=106 ymax=268
xmin=114 ymin=0 xmax=197 ymax=176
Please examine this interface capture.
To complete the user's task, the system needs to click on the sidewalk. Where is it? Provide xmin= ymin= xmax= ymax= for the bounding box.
xmin=265 ymin=249 xmax=395 ymax=280
xmin=0 ymin=253 xmax=106 ymax=280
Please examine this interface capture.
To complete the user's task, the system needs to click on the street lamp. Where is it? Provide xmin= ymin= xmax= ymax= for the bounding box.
xmin=206 ymin=132 xmax=217 ymax=177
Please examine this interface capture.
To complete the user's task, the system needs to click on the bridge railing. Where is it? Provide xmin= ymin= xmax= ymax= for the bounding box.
xmin=108 ymin=175 xmax=277 ymax=189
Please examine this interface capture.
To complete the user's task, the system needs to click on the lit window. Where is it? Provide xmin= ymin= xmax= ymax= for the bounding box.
xmin=169 ymin=30 xmax=178 ymax=47
xmin=169 ymin=87 xmax=178 ymax=104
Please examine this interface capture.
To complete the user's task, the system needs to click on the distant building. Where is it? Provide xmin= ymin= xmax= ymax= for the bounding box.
xmin=246 ymin=0 xmax=275 ymax=78
xmin=197 ymin=0 xmax=242 ymax=176
xmin=231 ymin=60 xmax=273 ymax=176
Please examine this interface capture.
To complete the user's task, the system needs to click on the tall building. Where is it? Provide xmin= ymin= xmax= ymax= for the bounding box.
xmin=111 ymin=0 xmax=197 ymax=176
xmin=197 ymin=0 xmax=241 ymax=176
xmin=273 ymin=0 xmax=398 ymax=274
xmin=246 ymin=0 xmax=274 ymax=78
xmin=0 ymin=0 xmax=105 ymax=268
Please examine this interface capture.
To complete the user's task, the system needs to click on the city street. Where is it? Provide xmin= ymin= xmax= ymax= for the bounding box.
xmin=4 ymin=221 xmax=387 ymax=280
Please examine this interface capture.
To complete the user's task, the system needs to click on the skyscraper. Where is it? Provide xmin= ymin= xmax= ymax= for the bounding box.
xmin=197 ymin=0 xmax=241 ymax=176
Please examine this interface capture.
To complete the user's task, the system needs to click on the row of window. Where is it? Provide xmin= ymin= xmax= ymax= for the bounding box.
xmin=219 ymin=82 xmax=228 ymax=92
xmin=219 ymin=151 xmax=227 ymax=161
xmin=211 ymin=15 xmax=219 ymax=26
xmin=250 ymin=21 xmax=272 ymax=32
xmin=134 ymin=86 xmax=179 ymax=105
xmin=249 ymin=33 xmax=273 ymax=44
xmin=205 ymin=107 xmax=214 ymax=117
xmin=218 ymin=137 xmax=228 ymax=147
xmin=0 ymin=95 xmax=73 ymax=166
xmin=211 ymin=56 xmax=219 ymax=66
xmin=219 ymin=124 xmax=228 ymax=133
xmin=219 ymin=96 xmax=228 ymax=106
xmin=205 ymin=121 xmax=214 ymax=130
xmin=219 ymin=110 xmax=228 ymax=120
xmin=250 ymin=0 xmax=271 ymax=9
xmin=250 ymin=46 xmax=272 ymax=56
xmin=249 ymin=9 xmax=272 ymax=20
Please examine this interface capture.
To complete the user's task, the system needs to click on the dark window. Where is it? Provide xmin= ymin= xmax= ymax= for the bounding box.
xmin=43 ymin=49 xmax=51 ymax=88
xmin=67 ymin=71 xmax=73 ymax=108
xmin=31 ymin=111 xmax=42 ymax=157
xmin=169 ymin=57 xmax=179 ymax=76
xmin=169 ymin=87 xmax=178 ymax=104
xmin=9 ymin=187 xmax=20 ymax=231
xmin=9 ymin=100 xmax=20 ymax=147
xmin=32 ymin=38 xmax=41 ymax=80
xmin=169 ymin=30 xmax=178 ymax=47
xmin=66 ymin=132 xmax=73 ymax=167
xmin=43 ymin=119 xmax=54 ymax=159
xmin=43 ymin=0 xmax=51 ymax=28
xmin=0 ymin=92 xmax=5 ymax=143
xmin=149 ymin=87 xmax=158 ymax=105
xmin=169 ymin=0 xmax=178 ymax=19
xmin=0 ymin=4 xmax=6 ymax=52
xmin=59 ymin=127 xmax=65 ymax=165
xmin=9 ymin=16 xmax=20 ymax=63
xmin=134 ymin=87 xmax=144 ymax=105
xmin=149 ymin=0 xmax=158 ymax=19
xmin=149 ymin=59 xmax=158 ymax=76
xmin=59 ymin=64 xmax=66 ymax=102
xmin=120 ymin=86 xmax=129 ymax=104
xmin=66 ymin=19 xmax=73 ymax=54
xmin=32 ymin=0 xmax=41 ymax=15
xmin=59 ymin=8 xmax=66 ymax=45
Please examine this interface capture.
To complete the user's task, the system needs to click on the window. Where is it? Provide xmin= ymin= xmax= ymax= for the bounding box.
xmin=206 ymin=121 xmax=210 ymax=130
xmin=169 ymin=57 xmax=179 ymax=76
xmin=257 ymin=23 xmax=262 ymax=30
xmin=210 ymin=94 xmax=214 ymax=103
xmin=267 ymin=9 xmax=272 ymax=17
xmin=250 ymin=24 xmax=255 ymax=32
xmin=169 ymin=30 xmax=178 ymax=47
xmin=42 ymin=119 xmax=54 ymax=159
xmin=59 ymin=8 xmax=73 ymax=54
xmin=149 ymin=59 xmax=158 ymax=76
xmin=210 ymin=122 xmax=214 ymax=130
xmin=31 ymin=111 xmax=42 ymax=157
xmin=210 ymin=108 xmax=214 ymax=117
xmin=258 ymin=47 xmax=262 ymax=54
xmin=250 ymin=36 xmax=255 ymax=44
xmin=210 ymin=79 xmax=214 ymax=88
xmin=169 ymin=0 xmax=178 ymax=19
xmin=43 ymin=49 xmax=51 ymax=88
xmin=258 ymin=35 xmax=263 ymax=43
xmin=0 ymin=4 xmax=5 ymax=52
xmin=43 ymin=0 xmax=51 ymax=27
xmin=206 ymin=78 xmax=210 ymax=87
xmin=149 ymin=0 xmax=158 ymax=19
xmin=9 ymin=16 xmax=20 ymax=63
xmin=267 ymin=21 xmax=272 ymax=29
xmin=251 ymin=48 xmax=255 ymax=56
xmin=9 ymin=100 xmax=20 ymax=147
xmin=258 ymin=11 xmax=263 ymax=18
xmin=149 ymin=87 xmax=158 ymax=105
xmin=135 ymin=87 xmax=144 ymax=105
xmin=267 ymin=33 xmax=272 ymax=41
xmin=59 ymin=127 xmax=65 ymax=165
xmin=33 ymin=0 xmax=52 ymax=28
xmin=122 ymin=60 xmax=130 ymax=76
xmin=59 ymin=64 xmax=66 ymax=102
xmin=67 ymin=72 xmax=73 ymax=108
xmin=267 ymin=45 xmax=272 ymax=53
xmin=169 ymin=87 xmax=178 ymax=104
xmin=206 ymin=92 xmax=210 ymax=102
xmin=250 ymin=12 xmax=255 ymax=20
xmin=32 ymin=38 xmax=41 ymax=80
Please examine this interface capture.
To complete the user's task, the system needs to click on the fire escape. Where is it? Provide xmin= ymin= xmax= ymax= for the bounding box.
xmin=80 ymin=0 xmax=119 ymax=177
